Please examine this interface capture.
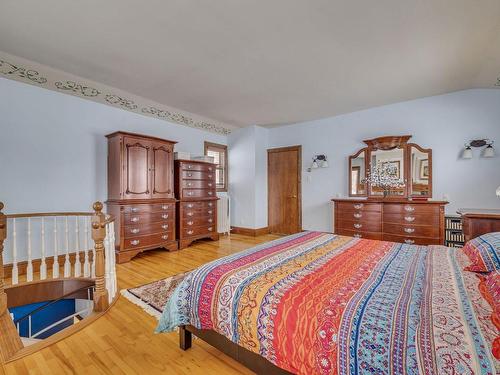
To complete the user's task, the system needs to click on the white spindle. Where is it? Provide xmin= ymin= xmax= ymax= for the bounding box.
xmin=12 ymin=218 xmax=18 ymax=285
xmin=64 ymin=217 xmax=70 ymax=277
xmin=52 ymin=217 xmax=59 ymax=278
xmin=40 ymin=217 xmax=47 ymax=280
xmin=109 ymin=222 xmax=117 ymax=300
xmin=104 ymin=224 xmax=111 ymax=302
xmin=74 ymin=216 xmax=81 ymax=277
xmin=26 ymin=218 xmax=33 ymax=282
xmin=83 ymin=216 xmax=90 ymax=277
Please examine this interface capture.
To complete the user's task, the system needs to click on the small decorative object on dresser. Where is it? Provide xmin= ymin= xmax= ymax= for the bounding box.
xmin=335 ymin=135 xmax=447 ymax=245
xmin=457 ymin=208 xmax=500 ymax=242
xmin=106 ymin=131 xmax=178 ymax=263
xmin=174 ymin=160 xmax=219 ymax=249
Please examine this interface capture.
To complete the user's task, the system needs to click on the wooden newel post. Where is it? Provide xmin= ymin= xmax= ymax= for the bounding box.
xmin=0 ymin=202 xmax=7 ymax=316
xmin=91 ymin=201 xmax=109 ymax=312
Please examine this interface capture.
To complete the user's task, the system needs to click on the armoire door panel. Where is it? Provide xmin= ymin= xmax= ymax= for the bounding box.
xmin=123 ymin=137 xmax=151 ymax=199
xmin=152 ymin=142 xmax=174 ymax=199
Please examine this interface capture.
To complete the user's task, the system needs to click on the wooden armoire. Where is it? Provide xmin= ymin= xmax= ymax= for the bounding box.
xmin=106 ymin=131 xmax=178 ymax=263
xmin=174 ymin=159 xmax=219 ymax=249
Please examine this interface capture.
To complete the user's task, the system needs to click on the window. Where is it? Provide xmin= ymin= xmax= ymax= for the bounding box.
xmin=204 ymin=141 xmax=228 ymax=192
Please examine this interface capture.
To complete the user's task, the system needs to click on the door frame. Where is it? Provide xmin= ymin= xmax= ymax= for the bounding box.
xmin=267 ymin=145 xmax=302 ymax=234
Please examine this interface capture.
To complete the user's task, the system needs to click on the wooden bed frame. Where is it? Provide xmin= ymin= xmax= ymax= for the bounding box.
xmin=180 ymin=325 xmax=292 ymax=375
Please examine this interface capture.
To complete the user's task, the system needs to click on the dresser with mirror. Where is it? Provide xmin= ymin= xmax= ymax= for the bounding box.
xmin=332 ymin=135 xmax=448 ymax=245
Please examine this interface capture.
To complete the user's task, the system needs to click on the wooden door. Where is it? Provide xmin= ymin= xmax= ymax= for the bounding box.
xmin=268 ymin=146 xmax=302 ymax=234
xmin=151 ymin=141 xmax=174 ymax=199
xmin=123 ymin=136 xmax=152 ymax=199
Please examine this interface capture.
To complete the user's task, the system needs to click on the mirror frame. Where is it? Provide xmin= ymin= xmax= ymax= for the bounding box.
xmin=407 ymin=143 xmax=432 ymax=198
xmin=348 ymin=149 xmax=368 ymax=197
xmin=347 ymin=135 xmax=433 ymax=199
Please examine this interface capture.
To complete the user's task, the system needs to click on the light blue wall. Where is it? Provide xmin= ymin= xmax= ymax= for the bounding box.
xmin=0 ymin=77 xmax=226 ymax=213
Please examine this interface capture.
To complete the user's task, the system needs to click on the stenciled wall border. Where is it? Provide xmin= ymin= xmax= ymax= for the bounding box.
xmin=0 ymin=57 xmax=234 ymax=135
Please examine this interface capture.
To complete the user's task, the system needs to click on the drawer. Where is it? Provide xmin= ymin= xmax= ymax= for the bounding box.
xmin=183 ymin=224 xmax=217 ymax=238
xmin=182 ymin=171 xmax=215 ymax=180
xmin=124 ymin=221 xmax=175 ymax=238
xmin=337 ymin=219 xmax=382 ymax=233
xmin=383 ymin=213 xmax=439 ymax=226
xmin=182 ymin=188 xmax=216 ymax=199
xmin=183 ymin=216 xmax=216 ymax=227
xmin=341 ymin=211 xmax=382 ymax=222
xmin=182 ymin=180 xmax=216 ymax=189
xmin=181 ymin=201 xmax=217 ymax=211
xmin=337 ymin=202 xmax=382 ymax=212
xmin=383 ymin=204 xmax=439 ymax=215
xmin=123 ymin=232 xmax=174 ymax=250
xmin=122 ymin=203 xmax=175 ymax=214
xmin=383 ymin=223 xmax=439 ymax=238
xmin=180 ymin=162 xmax=216 ymax=172
xmin=336 ymin=229 xmax=383 ymax=240
xmin=382 ymin=234 xmax=442 ymax=246
xmin=182 ymin=207 xmax=215 ymax=219
xmin=123 ymin=211 xmax=174 ymax=225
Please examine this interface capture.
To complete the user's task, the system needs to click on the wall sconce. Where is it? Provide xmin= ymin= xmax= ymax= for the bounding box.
xmin=307 ymin=154 xmax=328 ymax=172
xmin=461 ymin=139 xmax=495 ymax=159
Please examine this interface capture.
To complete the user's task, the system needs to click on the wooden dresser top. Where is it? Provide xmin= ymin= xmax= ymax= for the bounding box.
xmin=331 ymin=198 xmax=448 ymax=205
xmin=457 ymin=208 xmax=500 ymax=218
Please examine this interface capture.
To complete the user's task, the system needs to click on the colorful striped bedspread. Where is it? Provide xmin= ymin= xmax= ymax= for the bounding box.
xmin=157 ymin=231 xmax=499 ymax=374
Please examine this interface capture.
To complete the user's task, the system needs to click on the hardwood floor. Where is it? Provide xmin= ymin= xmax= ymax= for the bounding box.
xmin=1 ymin=234 xmax=280 ymax=375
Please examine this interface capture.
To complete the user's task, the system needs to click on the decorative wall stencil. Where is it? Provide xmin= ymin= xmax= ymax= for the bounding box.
xmin=0 ymin=60 xmax=47 ymax=84
xmin=55 ymin=81 xmax=100 ymax=97
xmin=105 ymin=94 xmax=138 ymax=110
xmin=0 ymin=53 xmax=234 ymax=135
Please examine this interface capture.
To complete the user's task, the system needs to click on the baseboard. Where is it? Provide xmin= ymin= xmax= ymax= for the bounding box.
xmin=231 ymin=226 xmax=270 ymax=237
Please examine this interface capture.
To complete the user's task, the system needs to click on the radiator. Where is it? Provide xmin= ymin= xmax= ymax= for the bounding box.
xmin=217 ymin=195 xmax=231 ymax=235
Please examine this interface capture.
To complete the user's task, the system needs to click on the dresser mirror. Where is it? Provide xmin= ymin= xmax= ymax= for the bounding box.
xmin=348 ymin=135 xmax=432 ymax=198
xmin=349 ymin=149 xmax=367 ymax=196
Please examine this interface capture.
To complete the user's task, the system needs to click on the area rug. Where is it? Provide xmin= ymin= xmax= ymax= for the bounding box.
xmin=121 ymin=271 xmax=190 ymax=319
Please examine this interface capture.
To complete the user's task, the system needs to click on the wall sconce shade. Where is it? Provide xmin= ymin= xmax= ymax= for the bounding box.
xmin=483 ymin=144 xmax=495 ymax=158
xmin=461 ymin=139 xmax=495 ymax=159
xmin=462 ymin=146 xmax=473 ymax=159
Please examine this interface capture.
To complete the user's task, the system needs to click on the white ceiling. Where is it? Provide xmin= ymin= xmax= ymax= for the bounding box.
xmin=0 ymin=0 xmax=499 ymax=128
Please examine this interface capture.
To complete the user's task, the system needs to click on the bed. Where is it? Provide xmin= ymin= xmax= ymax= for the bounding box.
xmin=157 ymin=231 xmax=499 ymax=374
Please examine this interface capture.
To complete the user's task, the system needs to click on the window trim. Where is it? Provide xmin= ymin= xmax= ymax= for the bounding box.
xmin=204 ymin=141 xmax=228 ymax=192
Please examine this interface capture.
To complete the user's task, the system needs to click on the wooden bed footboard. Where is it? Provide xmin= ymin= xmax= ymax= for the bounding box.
xmin=180 ymin=325 xmax=292 ymax=375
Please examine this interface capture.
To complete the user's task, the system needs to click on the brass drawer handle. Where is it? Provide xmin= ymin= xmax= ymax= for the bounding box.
xmin=404 ymin=216 xmax=415 ymax=222
xmin=162 ymin=234 xmax=169 ymax=240
xmin=208 ymin=191 xmax=213 ymax=195
xmin=187 ymin=173 xmax=193 ymax=177
xmin=161 ymin=224 xmax=169 ymax=229
xmin=187 ymin=191 xmax=193 ymax=196
xmin=162 ymin=214 xmax=169 ymax=219
xmin=354 ymin=223 xmax=362 ymax=229
xmin=208 ymin=174 xmax=213 ymax=178
xmin=187 ymin=182 xmax=193 ymax=187
xmin=187 ymin=204 xmax=194 ymax=208
xmin=187 ymin=165 xmax=193 ymax=169
xmin=208 ymin=227 xmax=213 ymax=232
xmin=186 ymin=212 xmax=194 ymax=217
xmin=130 ymin=228 xmax=140 ymax=234
xmin=404 ymin=239 xmax=415 ymax=244
xmin=353 ymin=204 xmax=363 ymax=210
xmin=187 ymin=221 xmax=194 ymax=226
xmin=404 ymin=205 xmax=415 ymax=212
xmin=208 ymin=210 xmax=213 ymax=215
xmin=131 ymin=207 xmax=139 ymax=213
xmin=353 ymin=213 xmax=362 ymax=219
xmin=208 ymin=203 xmax=213 ymax=207
xmin=187 ymin=230 xmax=194 ymax=235
xmin=161 ymin=205 xmax=169 ymax=210
xmin=208 ymin=183 xmax=213 ymax=187
xmin=208 ymin=167 xmax=213 ymax=171
xmin=130 ymin=217 xmax=139 ymax=223
xmin=208 ymin=218 xmax=213 ymax=223
xmin=130 ymin=240 xmax=140 ymax=246
xmin=353 ymin=233 xmax=362 ymax=238
xmin=404 ymin=228 xmax=415 ymax=233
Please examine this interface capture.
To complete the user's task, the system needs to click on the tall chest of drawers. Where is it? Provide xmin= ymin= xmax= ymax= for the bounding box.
xmin=332 ymin=199 xmax=447 ymax=245
xmin=106 ymin=131 xmax=178 ymax=263
xmin=174 ymin=160 xmax=219 ymax=249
